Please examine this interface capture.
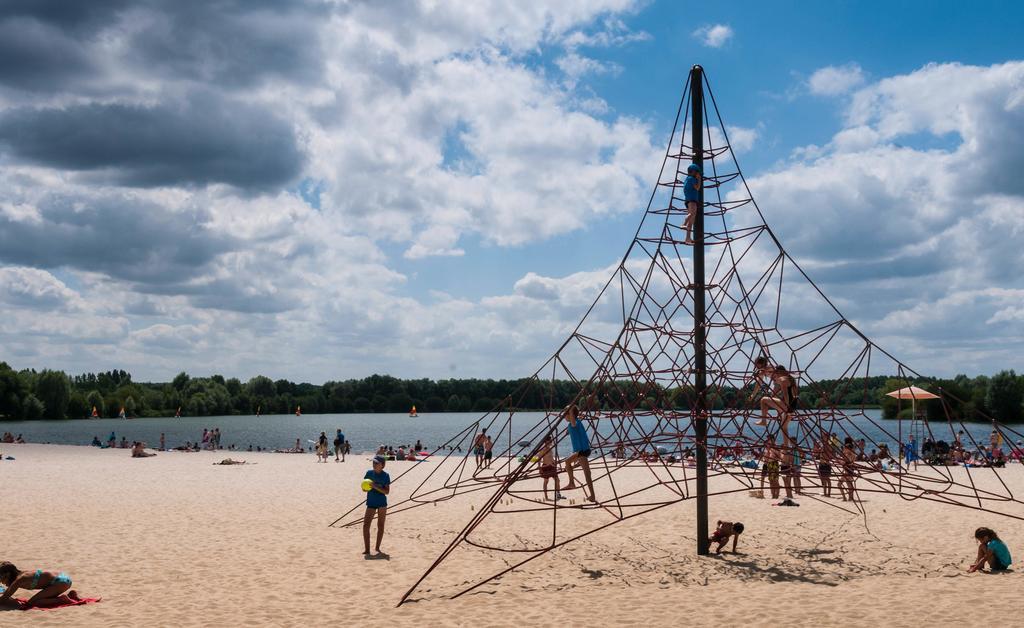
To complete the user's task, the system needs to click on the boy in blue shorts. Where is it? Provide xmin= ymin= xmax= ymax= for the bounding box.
xmin=363 ymin=455 xmax=391 ymax=558
xmin=563 ymin=405 xmax=596 ymax=502
xmin=681 ymin=163 xmax=702 ymax=245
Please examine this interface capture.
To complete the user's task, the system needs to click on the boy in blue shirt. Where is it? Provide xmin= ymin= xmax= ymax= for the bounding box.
xmin=363 ymin=455 xmax=391 ymax=558
xmin=563 ymin=405 xmax=596 ymax=502
xmin=681 ymin=163 xmax=702 ymax=245
xmin=968 ymin=526 xmax=1012 ymax=572
xmin=334 ymin=429 xmax=345 ymax=462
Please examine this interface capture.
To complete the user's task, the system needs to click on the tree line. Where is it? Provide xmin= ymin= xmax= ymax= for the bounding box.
xmin=0 ymin=362 xmax=1021 ymax=423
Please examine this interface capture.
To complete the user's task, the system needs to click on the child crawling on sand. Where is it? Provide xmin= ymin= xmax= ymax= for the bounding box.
xmin=707 ymin=521 xmax=744 ymax=554
xmin=968 ymin=527 xmax=1012 ymax=573
xmin=0 ymin=562 xmax=80 ymax=608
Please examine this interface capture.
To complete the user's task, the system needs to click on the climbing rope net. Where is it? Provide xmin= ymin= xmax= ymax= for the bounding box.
xmin=330 ymin=69 xmax=1024 ymax=604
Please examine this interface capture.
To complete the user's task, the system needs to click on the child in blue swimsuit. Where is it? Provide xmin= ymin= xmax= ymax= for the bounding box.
xmin=968 ymin=527 xmax=1012 ymax=573
xmin=0 ymin=561 xmax=79 ymax=608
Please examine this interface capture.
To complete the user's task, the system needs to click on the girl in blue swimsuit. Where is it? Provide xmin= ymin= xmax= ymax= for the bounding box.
xmin=0 ymin=561 xmax=79 ymax=608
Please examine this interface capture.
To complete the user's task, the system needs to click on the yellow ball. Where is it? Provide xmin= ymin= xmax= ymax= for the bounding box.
xmin=361 ymin=479 xmax=373 ymax=492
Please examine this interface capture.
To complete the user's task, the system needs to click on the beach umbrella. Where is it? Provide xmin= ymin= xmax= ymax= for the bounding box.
xmin=886 ymin=386 xmax=940 ymax=420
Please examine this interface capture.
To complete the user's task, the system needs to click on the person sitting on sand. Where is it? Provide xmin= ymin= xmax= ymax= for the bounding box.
xmin=119 ymin=436 xmax=128 ymax=449
xmin=131 ymin=441 xmax=156 ymax=458
xmin=107 ymin=432 xmax=116 ymax=448
xmin=91 ymin=436 xmax=102 ymax=447
xmin=707 ymin=521 xmax=744 ymax=554
xmin=563 ymin=404 xmax=596 ymax=502
xmin=214 ymin=458 xmax=247 ymax=465
xmin=363 ymin=455 xmax=390 ymax=558
xmin=537 ymin=434 xmax=562 ymax=502
xmin=0 ymin=561 xmax=80 ymax=608
xmin=14 ymin=434 xmax=24 ymax=444
xmin=968 ymin=527 xmax=1012 ymax=573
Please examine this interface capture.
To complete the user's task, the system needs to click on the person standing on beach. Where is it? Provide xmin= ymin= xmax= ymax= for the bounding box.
xmin=840 ymin=440 xmax=857 ymax=502
xmin=483 ymin=434 xmax=494 ymax=468
xmin=814 ymin=437 xmax=833 ymax=497
xmin=334 ymin=429 xmax=346 ymax=462
xmin=564 ymin=404 xmax=596 ymax=502
xmin=159 ymin=433 xmax=165 ymax=451
xmin=363 ymin=455 xmax=390 ymax=558
xmin=537 ymin=434 xmax=562 ymax=501
xmin=317 ymin=432 xmax=329 ymax=462
xmin=681 ymin=163 xmax=702 ymax=245
xmin=473 ymin=428 xmax=487 ymax=469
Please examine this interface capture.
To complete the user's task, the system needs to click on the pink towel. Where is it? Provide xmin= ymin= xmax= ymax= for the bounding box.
xmin=7 ymin=596 xmax=101 ymax=611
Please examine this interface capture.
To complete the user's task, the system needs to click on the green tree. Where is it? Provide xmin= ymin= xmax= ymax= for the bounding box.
xmin=34 ymin=369 xmax=71 ymax=420
xmin=446 ymin=394 xmax=462 ymax=412
xmin=22 ymin=394 xmax=45 ymax=420
xmin=987 ymin=370 xmax=1023 ymax=423
xmin=124 ymin=395 xmax=137 ymax=417
xmin=247 ymin=375 xmax=275 ymax=398
xmin=172 ymin=371 xmax=191 ymax=391
xmin=67 ymin=392 xmax=90 ymax=419
xmin=0 ymin=362 xmax=27 ymax=419
xmin=86 ymin=390 xmax=104 ymax=417
xmin=387 ymin=392 xmax=413 ymax=413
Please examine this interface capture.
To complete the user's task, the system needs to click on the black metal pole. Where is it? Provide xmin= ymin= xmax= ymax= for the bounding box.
xmin=691 ymin=64 xmax=709 ymax=556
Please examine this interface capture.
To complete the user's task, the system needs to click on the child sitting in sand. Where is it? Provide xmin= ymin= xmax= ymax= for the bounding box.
xmin=707 ymin=521 xmax=744 ymax=554
xmin=537 ymin=434 xmax=562 ymax=502
xmin=0 ymin=562 xmax=80 ymax=608
xmin=131 ymin=441 xmax=156 ymax=458
xmin=363 ymin=455 xmax=391 ymax=558
xmin=968 ymin=527 xmax=1012 ymax=573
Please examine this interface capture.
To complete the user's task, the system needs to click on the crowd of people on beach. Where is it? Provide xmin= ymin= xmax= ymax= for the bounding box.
xmin=917 ymin=431 xmax=1023 ymax=467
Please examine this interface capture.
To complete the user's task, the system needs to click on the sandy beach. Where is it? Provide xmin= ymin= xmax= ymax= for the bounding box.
xmin=2 ymin=443 xmax=1022 ymax=627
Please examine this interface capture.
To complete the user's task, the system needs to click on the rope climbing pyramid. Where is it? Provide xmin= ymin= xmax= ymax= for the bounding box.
xmin=330 ymin=66 xmax=1024 ymax=605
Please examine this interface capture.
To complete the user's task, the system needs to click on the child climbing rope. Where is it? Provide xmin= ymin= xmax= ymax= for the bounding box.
xmin=537 ymin=434 xmax=562 ymax=502
xmin=563 ymin=404 xmax=596 ymax=502
xmin=681 ymin=163 xmax=702 ymax=244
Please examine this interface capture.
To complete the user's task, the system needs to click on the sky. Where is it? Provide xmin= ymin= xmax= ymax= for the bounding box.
xmin=0 ymin=0 xmax=1023 ymax=384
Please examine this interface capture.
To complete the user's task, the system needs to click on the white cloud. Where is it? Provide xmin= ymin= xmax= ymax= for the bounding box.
xmin=692 ymin=24 xmax=733 ymax=48
xmin=808 ymin=63 xmax=866 ymax=96
xmin=733 ymin=61 xmax=1024 ymax=375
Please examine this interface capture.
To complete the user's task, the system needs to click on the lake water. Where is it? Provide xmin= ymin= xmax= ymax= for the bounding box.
xmin=0 ymin=409 xmax=1014 ymax=454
